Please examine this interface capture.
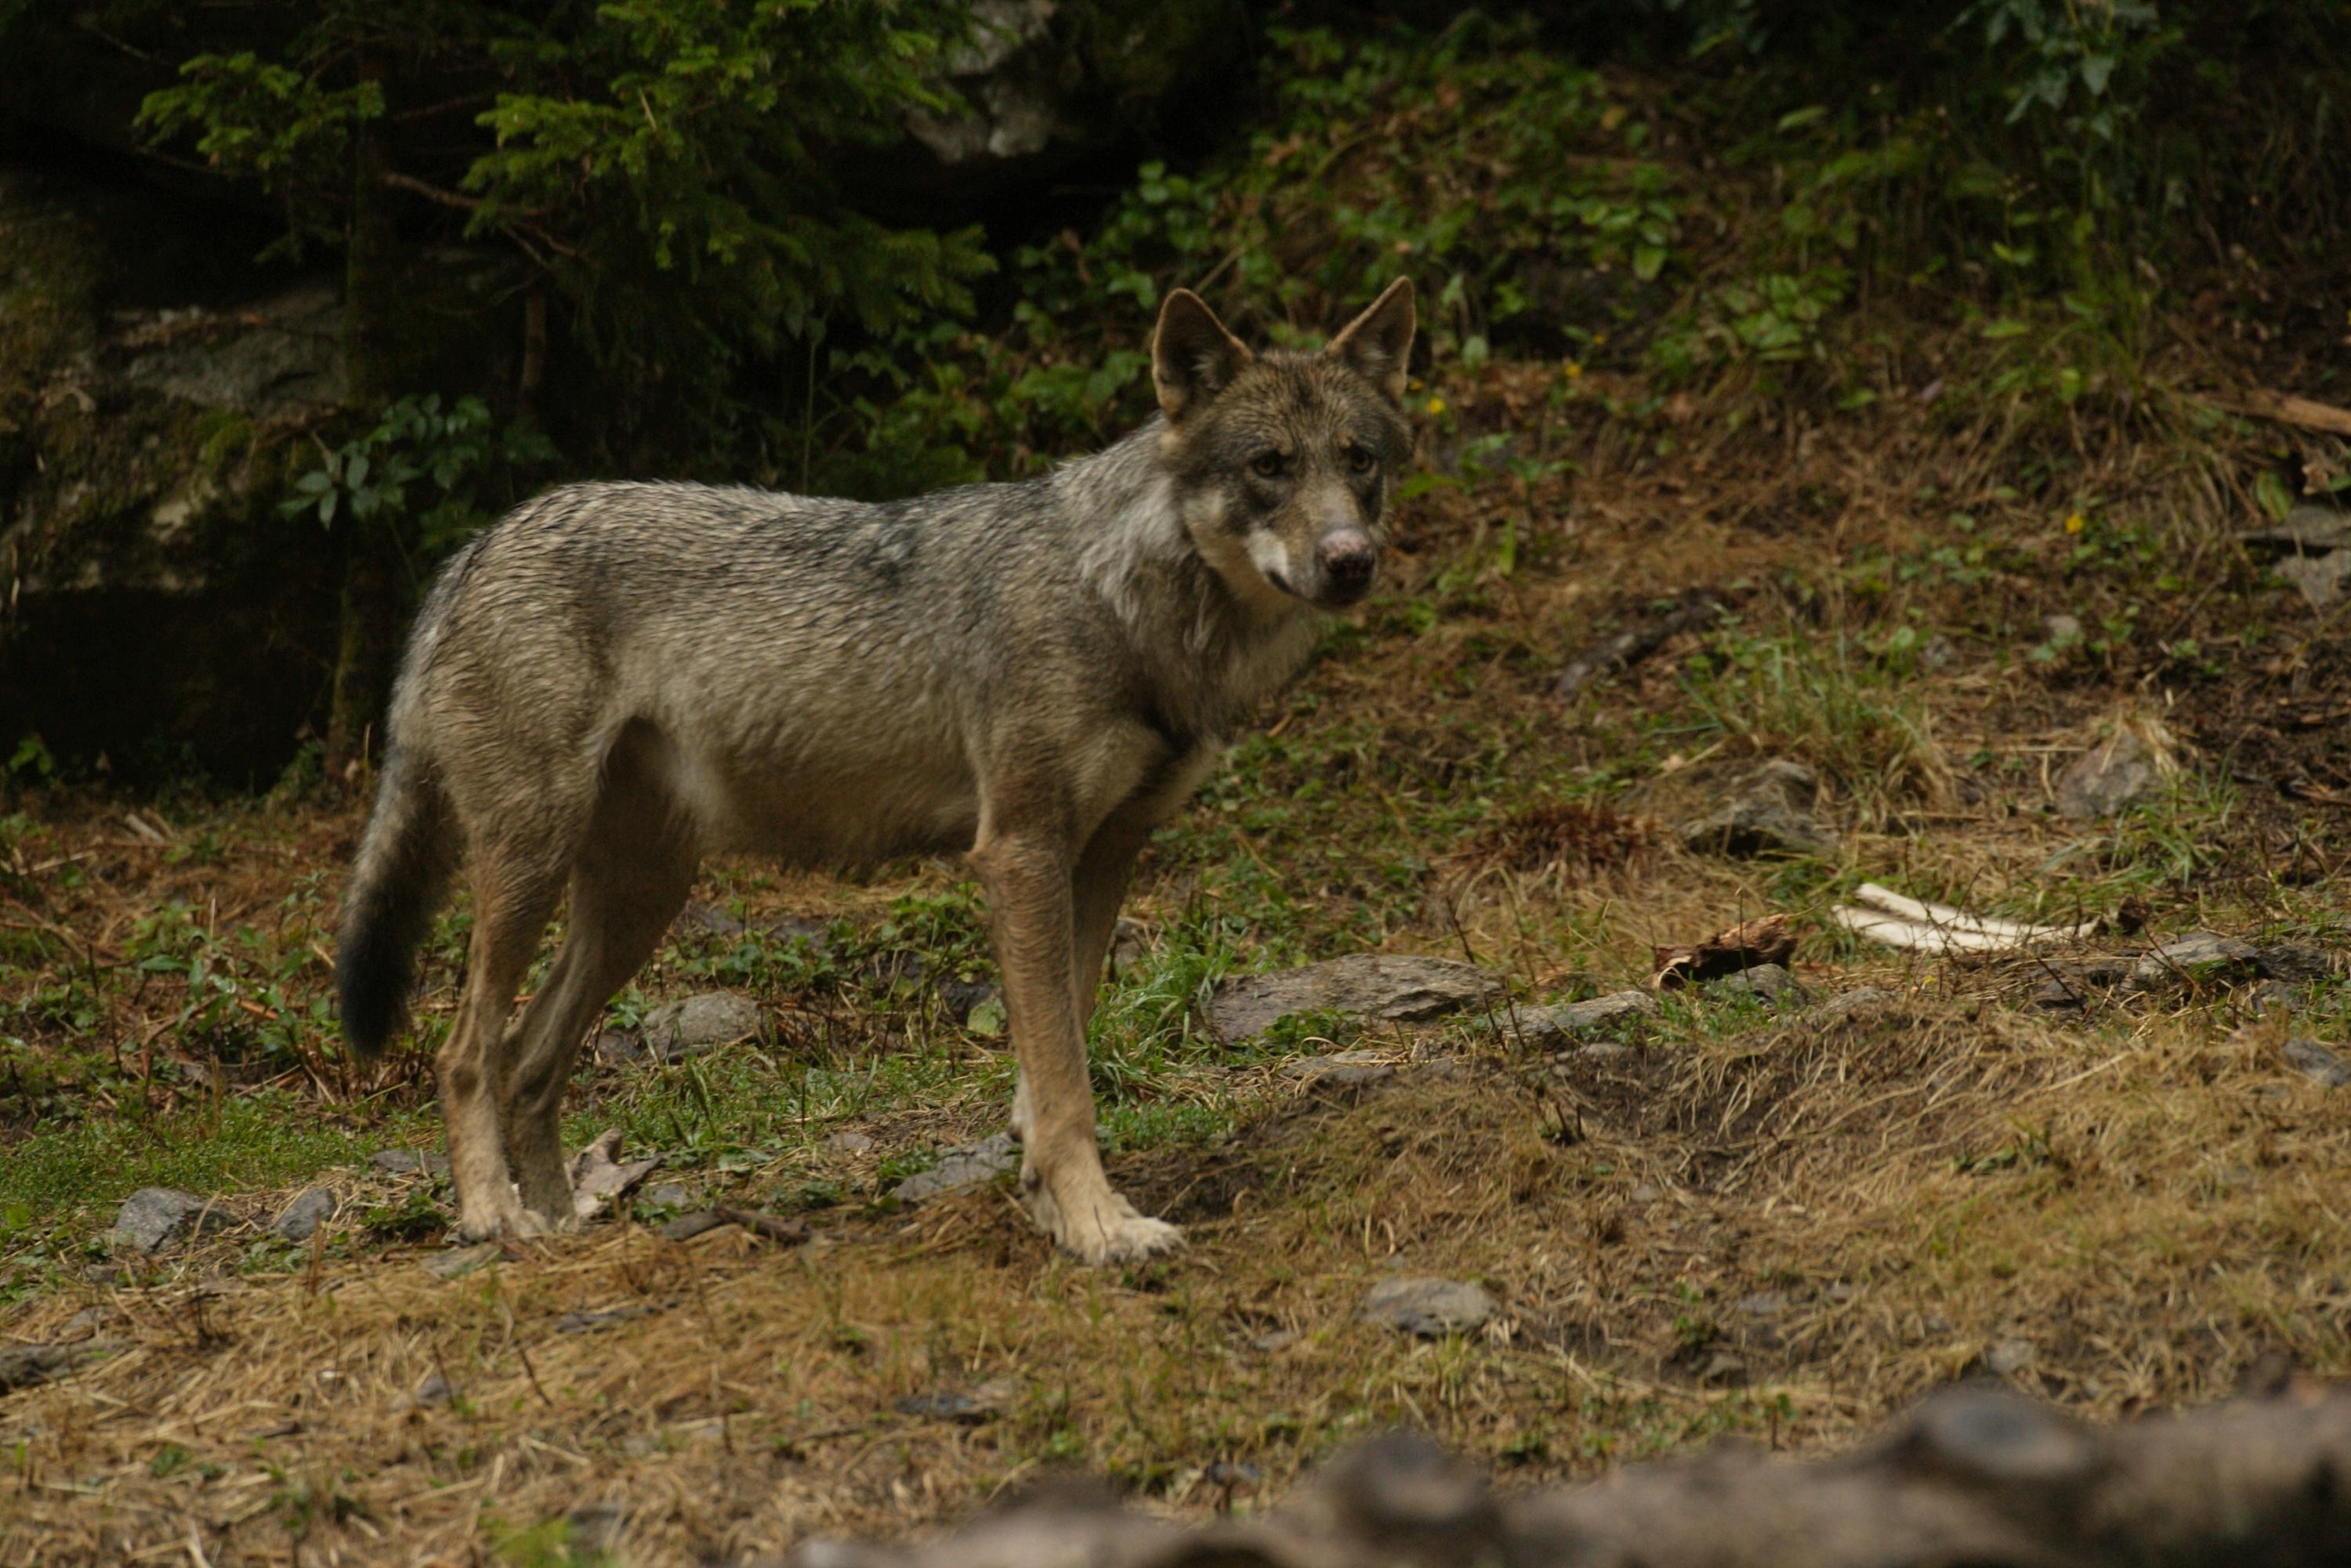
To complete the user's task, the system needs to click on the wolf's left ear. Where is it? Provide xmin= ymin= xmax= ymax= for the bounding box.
xmin=1324 ymin=277 xmax=1417 ymax=404
xmin=1154 ymin=289 xmax=1254 ymax=422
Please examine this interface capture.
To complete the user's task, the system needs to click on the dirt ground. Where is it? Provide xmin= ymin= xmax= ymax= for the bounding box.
xmin=9 ymin=271 xmax=2351 ymax=1566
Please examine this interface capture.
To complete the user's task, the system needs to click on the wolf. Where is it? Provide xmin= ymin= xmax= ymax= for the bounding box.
xmin=335 ymin=277 xmax=1418 ymax=1264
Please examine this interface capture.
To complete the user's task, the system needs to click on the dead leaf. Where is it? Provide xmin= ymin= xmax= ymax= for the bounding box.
xmin=1652 ymin=914 xmax=1796 ymax=988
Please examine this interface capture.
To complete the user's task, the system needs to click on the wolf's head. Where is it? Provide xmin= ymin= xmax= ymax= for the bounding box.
xmin=1151 ymin=279 xmax=1416 ymax=614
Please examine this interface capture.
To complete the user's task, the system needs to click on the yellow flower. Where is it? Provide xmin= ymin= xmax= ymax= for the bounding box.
xmin=1563 ymin=360 xmax=1584 ymax=380
xmin=2063 ymin=512 xmax=2086 ymax=534
xmin=1590 ymin=332 xmax=1609 ymax=347
xmin=1425 ymin=395 xmax=1447 ymax=415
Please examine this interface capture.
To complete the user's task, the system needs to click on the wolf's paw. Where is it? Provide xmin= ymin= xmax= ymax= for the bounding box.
xmin=1027 ymin=1178 xmax=1183 ymax=1266
xmin=455 ymin=1204 xmax=553 ymax=1244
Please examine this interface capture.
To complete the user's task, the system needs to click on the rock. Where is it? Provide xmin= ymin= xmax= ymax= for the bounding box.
xmin=1207 ymin=954 xmax=1503 ymax=1045
xmin=643 ymin=1182 xmax=696 ymax=1210
xmin=1696 ymin=1351 xmax=1748 ymax=1385
xmin=108 ymin=1187 xmax=234 ymax=1253
xmin=935 ymin=975 xmax=998 ymax=1025
xmin=894 ymin=1378 xmax=1015 ymax=1423
xmin=824 ymin=1129 xmax=876 ymax=1153
xmin=2255 ymin=943 xmax=2334 ymax=983
xmin=0 ymin=1341 xmax=120 ymax=1395
xmin=1109 ymin=917 xmax=1152 ymax=975
xmin=1679 ymin=760 xmax=1839 ymax=860
xmin=370 ymin=1148 xmax=451 ymax=1179
xmin=2272 ymin=552 xmax=2351 ymax=609
xmin=566 ymin=1505 xmax=628 ymax=1557
xmin=1983 ymin=1338 xmax=2037 ymax=1378
xmin=1250 ymin=1329 xmax=1299 ymax=1353
xmin=422 ymin=1242 xmax=502 ymax=1280
xmin=2029 ymin=957 xmax=2139 ymax=1010
xmin=2042 ymin=612 xmax=2083 ymax=644
xmin=2132 ymin=932 xmax=2261 ymax=990
xmin=273 ymin=1187 xmax=338 ymax=1244
xmin=1360 ymin=1277 xmax=1496 ymax=1339
xmin=411 ymin=1372 xmax=458 ymax=1407
xmin=639 ymin=992 xmax=763 ymax=1059
xmin=1518 ymin=990 xmax=1659 ymax=1046
xmin=557 ymin=1305 xmax=656 ymax=1334
xmin=1713 ymin=962 xmax=1802 ymax=1002
xmin=1804 ymin=987 xmax=1898 ymax=1023
xmin=1737 ymin=1291 xmax=1789 ymax=1318
xmin=2248 ymin=980 xmax=2296 ymax=1016
xmin=2053 ymin=725 xmax=2173 ymax=820
xmin=2243 ymin=504 xmax=2351 ymax=553
xmin=1281 ymin=1051 xmax=1395 ymax=1088
xmin=670 ymin=902 xmax=744 ymax=940
xmin=890 ymin=1132 xmax=1020 ymax=1203
xmin=2282 ymin=1038 xmax=2351 ymax=1088
xmin=592 ymin=1029 xmax=644 ymax=1066
xmin=763 ymin=916 xmax=835 ymax=955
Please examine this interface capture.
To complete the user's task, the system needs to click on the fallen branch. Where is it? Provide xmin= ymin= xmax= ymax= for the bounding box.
xmin=782 ymin=1381 xmax=2351 ymax=1568
xmin=2225 ymin=388 xmax=2351 ymax=440
xmin=1551 ymin=592 xmax=1722 ymax=699
xmin=1829 ymin=883 xmax=2092 ymax=955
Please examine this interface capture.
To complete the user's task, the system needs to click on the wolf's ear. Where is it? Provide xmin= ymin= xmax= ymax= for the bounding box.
xmin=1153 ymin=289 xmax=1253 ymax=422
xmin=1324 ymin=277 xmax=1417 ymax=404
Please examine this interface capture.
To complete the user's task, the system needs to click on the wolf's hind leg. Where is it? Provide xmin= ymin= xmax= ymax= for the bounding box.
xmin=443 ymin=845 xmax=570 ymax=1241
xmin=501 ymin=756 xmax=697 ymax=1225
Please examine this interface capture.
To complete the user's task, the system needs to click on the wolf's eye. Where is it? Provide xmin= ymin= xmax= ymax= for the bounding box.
xmin=1251 ymin=451 xmax=1286 ymax=479
xmin=1345 ymin=444 xmax=1376 ymax=473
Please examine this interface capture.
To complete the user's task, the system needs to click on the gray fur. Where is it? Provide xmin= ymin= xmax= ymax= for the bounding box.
xmin=335 ymin=279 xmax=1418 ymax=1262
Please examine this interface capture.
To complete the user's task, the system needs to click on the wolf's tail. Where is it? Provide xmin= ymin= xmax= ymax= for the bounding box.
xmin=337 ymin=749 xmax=458 ymax=1062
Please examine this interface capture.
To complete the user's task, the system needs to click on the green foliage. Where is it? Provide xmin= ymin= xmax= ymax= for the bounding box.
xmin=281 ymin=394 xmax=557 ymax=561
xmin=136 ymin=0 xmax=994 ymax=440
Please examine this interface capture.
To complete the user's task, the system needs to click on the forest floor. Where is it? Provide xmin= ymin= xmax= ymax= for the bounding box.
xmin=12 ymin=99 xmax=2351 ymax=1567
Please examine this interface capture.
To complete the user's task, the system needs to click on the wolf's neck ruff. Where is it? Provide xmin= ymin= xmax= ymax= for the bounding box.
xmin=1063 ymin=421 xmax=1321 ymax=746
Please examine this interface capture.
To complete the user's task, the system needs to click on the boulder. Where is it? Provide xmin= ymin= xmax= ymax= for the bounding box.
xmin=108 ymin=1187 xmax=234 ymax=1253
xmin=1207 ymin=954 xmax=1502 ymax=1045
xmin=1360 ymin=1277 xmax=1496 ymax=1338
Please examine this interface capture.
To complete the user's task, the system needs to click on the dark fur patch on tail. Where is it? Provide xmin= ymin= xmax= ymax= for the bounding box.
xmin=337 ymin=755 xmax=455 ymax=1060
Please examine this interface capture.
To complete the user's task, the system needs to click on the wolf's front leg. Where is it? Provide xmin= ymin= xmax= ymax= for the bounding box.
xmin=972 ymin=824 xmax=1180 ymax=1266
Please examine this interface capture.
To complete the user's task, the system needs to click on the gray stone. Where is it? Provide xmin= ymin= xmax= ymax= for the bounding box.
xmin=370 ymin=1148 xmax=450 ymax=1179
xmin=2132 ymin=932 xmax=2261 ymax=990
xmin=1983 ymin=1338 xmax=2037 ymax=1378
xmin=890 ymin=1132 xmax=1020 ymax=1203
xmin=2273 ymin=552 xmax=2351 ymax=610
xmin=1359 ymin=1276 xmax=1496 ymax=1338
xmin=1679 ymin=761 xmax=1839 ymax=859
xmin=763 ymin=916 xmax=835 ymax=955
xmin=893 ymin=1379 xmax=1014 ymax=1423
xmin=824 ymin=1129 xmax=876 ymax=1153
xmin=1207 ymin=954 xmax=1503 ymax=1045
xmin=2054 ymin=731 xmax=2165 ymax=820
xmin=643 ymin=1182 xmax=696 ymax=1210
xmin=1518 ymin=990 xmax=1659 ymax=1046
xmin=1696 ymin=1351 xmax=1748 ymax=1385
xmin=273 ymin=1187 xmax=338 ymax=1244
xmin=2244 ymin=504 xmax=2351 ymax=553
xmin=1281 ymin=1051 xmax=1394 ymax=1088
xmin=422 ymin=1242 xmax=501 ymax=1280
xmin=1805 ymin=987 xmax=1898 ymax=1023
xmin=591 ymin=1029 xmax=644 ymax=1066
xmin=1713 ymin=963 xmax=1802 ymax=1002
xmin=2283 ymin=1038 xmax=2351 ymax=1088
xmin=566 ymin=1505 xmax=628 ymax=1557
xmin=2042 ymin=613 xmax=2083 ymax=644
xmin=2255 ymin=943 xmax=2335 ymax=983
xmin=0 ymin=1341 xmax=118 ymax=1394
xmin=412 ymin=1372 xmax=458 ymax=1407
xmin=935 ymin=976 xmax=999 ymax=1025
xmin=639 ymin=992 xmax=763 ymax=1059
xmin=669 ymin=901 xmax=744 ymax=940
xmin=1737 ymin=1291 xmax=1790 ymax=1318
xmin=108 ymin=1188 xmax=234 ymax=1253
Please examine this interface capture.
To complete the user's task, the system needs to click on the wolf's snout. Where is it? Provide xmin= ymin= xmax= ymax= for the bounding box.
xmin=1317 ymin=529 xmax=1376 ymax=602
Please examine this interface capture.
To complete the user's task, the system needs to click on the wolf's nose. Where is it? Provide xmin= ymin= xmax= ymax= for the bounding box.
xmin=1318 ymin=531 xmax=1375 ymax=594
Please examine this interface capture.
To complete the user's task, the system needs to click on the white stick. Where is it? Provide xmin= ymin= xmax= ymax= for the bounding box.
xmin=1828 ymin=906 xmax=2028 ymax=954
xmin=1849 ymin=883 xmax=2093 ymax=943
